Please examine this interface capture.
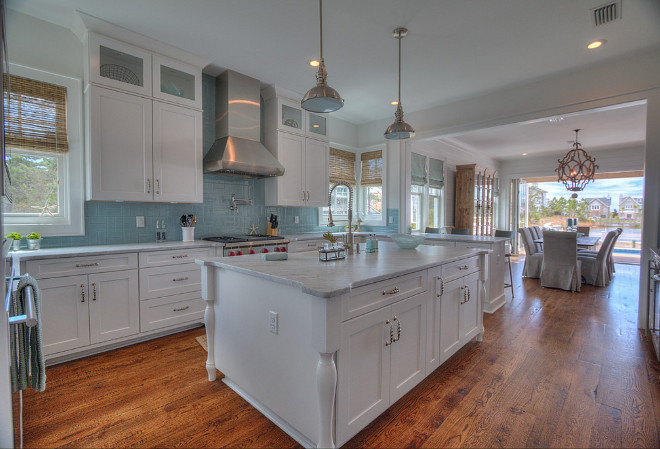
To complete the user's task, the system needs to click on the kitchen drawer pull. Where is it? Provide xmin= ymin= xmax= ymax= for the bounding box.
xmin=92 ymin=282 xmax=97 ymax=301
xmin=173 ymin=306 xmax=190 ymax=312
xmin=75 ymin=262 xmax=100 ymax=268
xmin=436 ymin=277 xmax=445 ymax=297
xmin=80 ymin=284 xmax=86 ymax=303
xmin=172 ymin=277 xmax=190 ymax=282
xmin=385 ymin=319 xmax=394 ymax=346
xmin=171 ymin=254 xmax=189 ymax=259
xmin=458 ymin=265 xmax=470 ymax=270
xmin=382 ymin=287 xmax=400 ymax=295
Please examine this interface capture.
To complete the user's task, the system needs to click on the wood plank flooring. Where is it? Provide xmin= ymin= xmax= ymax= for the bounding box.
xmin=13 ymin=258 xmax=660 ymax=448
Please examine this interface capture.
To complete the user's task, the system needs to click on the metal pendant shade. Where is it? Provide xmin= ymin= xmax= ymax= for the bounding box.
xmin=556 ymin=129 xmax=598 ymax=191
xmin=301 ymin=0 xmax=344 ymax=113
xmin=385 ymin=27 xmax=415 ymax=140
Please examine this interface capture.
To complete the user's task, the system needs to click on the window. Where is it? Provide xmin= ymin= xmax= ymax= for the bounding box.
xmin=407 ymin=152 xmax=444 ymax=232
xmin=359 ymin=150 xmax=384 ymax=224
xmin=624 ymin=203 xmax=634 ymax=210
xmin=320 ymin=148 xmax=356 ymax=224
xmin=591 ymin=204 xmax=600 ymax=210
xmin=3 ymin=65 xmax=84 ymax=236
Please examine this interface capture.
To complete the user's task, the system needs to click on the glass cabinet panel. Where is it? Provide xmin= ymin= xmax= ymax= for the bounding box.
xmin=308 ymin=113 xmax=327 ymax=137
xmin=159 ymin=65 xmax=195 ymax=102
xmin=281 ymin=104 xmax=303 ymax=131
xmin=99 ymin=45 xmax=145 ymax=88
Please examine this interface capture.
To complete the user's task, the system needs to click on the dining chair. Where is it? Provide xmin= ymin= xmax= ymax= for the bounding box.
xmin=576 ymin=226 xmax=590 ymax=236
xmin=540 ymin=231 xmax=581 ymax=292
xmin=578 ymin=229 xmax=617 ymax=286
xmin=517 ymin=227 xmax=543 ymax=279
xmin=578 ymin=228 xmax=621 ymax=284
xmin=451 ymin=228 xmax=470 ymax=235
xmin=425 ymin=227 xmax=440 ymax=234
xmin=495 ymin=230 xmax=515 ymax=298
xmin=530 ymin=226 xmax=544 ymax=252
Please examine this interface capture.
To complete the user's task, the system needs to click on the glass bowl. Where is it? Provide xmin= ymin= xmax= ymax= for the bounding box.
xmin=389 ymin=234 xmax=426 ymax=249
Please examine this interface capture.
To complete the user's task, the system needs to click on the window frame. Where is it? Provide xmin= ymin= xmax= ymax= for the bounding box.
xmin=402 ymin=144 xmax=446 ymax=234
xmin=3 ymin=63 xmax=84 ymax=236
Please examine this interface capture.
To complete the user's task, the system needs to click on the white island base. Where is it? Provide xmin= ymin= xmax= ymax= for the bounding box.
xmin=198 ymin=243 xmax=488 ymax=448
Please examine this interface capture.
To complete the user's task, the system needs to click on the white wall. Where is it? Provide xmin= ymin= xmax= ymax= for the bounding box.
xmin=7 ymin=10 xmax=82 ymax=78
xmin=328 ymin=116 xmax=358 ymax=149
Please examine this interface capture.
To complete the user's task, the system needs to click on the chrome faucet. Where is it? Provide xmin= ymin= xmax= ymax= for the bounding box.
xmin=328 ymin=181 xmax=354 ymax=255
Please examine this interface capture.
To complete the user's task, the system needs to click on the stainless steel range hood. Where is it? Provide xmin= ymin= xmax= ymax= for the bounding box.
xmin=203 ymin=70 xmax=285 ymax=177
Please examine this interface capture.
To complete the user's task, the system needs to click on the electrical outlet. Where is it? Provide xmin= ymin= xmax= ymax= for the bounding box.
xmin=136 ymin=216 xmax=145 ymax=227
xmin=269 ymin=311 xmax=278 ymax=334
xmin=389 ymin=216 xmax=394 ymax=224
xmin=294 ymin=216 xmax=299 ymax=224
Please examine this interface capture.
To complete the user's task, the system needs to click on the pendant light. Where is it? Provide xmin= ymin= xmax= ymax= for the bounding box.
xmin=384 ymin=27 xmax=415 ymax=140
xmin=556 ymin=129 xmax=598 ymax=191
xmin=301 ymin=0 xmax=344 ymax=113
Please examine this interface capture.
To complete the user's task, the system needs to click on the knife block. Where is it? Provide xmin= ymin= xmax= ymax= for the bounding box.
xmin=267 ymin=222 xmax=278 ymax=236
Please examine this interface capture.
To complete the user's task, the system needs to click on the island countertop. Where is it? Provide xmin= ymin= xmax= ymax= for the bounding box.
xmin=196 ymin=241 xmax=486 ymax=298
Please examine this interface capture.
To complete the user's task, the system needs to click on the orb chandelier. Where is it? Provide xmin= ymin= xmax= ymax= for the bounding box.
xmin=556 ymin=129 xmax=598 ymax=192
xmin=384 ymin=27 xmax=415 ymax=140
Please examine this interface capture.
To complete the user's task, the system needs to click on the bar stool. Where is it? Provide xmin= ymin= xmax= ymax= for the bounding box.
xmin=495 ymin=230 xmax=515 ymax=299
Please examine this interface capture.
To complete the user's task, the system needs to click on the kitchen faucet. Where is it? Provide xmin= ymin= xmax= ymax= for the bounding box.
xmin=327 ymin=181 xmax=354 ymax=255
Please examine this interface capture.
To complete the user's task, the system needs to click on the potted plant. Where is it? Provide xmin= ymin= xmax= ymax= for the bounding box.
xmin=26 ymin=232 xmax=42 ymax=250
xmin=6 ymin=232 xmax=22 ymax=251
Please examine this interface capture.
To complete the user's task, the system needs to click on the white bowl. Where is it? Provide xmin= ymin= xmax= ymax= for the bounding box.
xmin=389 ymin=233 xmax=426 ymax=249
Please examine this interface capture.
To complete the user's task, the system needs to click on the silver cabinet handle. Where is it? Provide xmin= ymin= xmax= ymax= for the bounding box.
xmin=75 ymin=262 xmax=99 ymax=268
xmin=436 ymin=277 xmax=445 ymax=297
xmin=460 ymin=286 xmax=467 ymax=304
xmin=91 ymin=282 xmax=97 ymax=301
xmin=458 ymin=265 xmax=469 ymax=270
xmin=392 ymin=316 xmax=401 ymax=342
xmin=172 ymin=254 xmax=189 ymax=259
xmin=467 ymin=286 xmax=471 ymax=303
xmin=156 ymin=179 xmax=161 ymax=194
xmin=306 ymin=191 xmax=310 ymax=201
xmin=146 ymin=178 xmax=152 ymax=194
xmin=173 ymin=306 xmax=189 ymax=312
xmin=385 ymin=319 xmax=394 ymax=346
xmin=300 ymin=191 xmax=305 ymax=202
xmin=172 ymin=277 xmax=190 ymax=282
xmin=80 ymin=284 xmax=86 ymax=303
xmin=382 ymin=287 xmax=400 ymax=295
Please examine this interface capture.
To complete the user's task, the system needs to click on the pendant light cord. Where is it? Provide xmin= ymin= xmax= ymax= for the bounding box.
xmin=319 ymin=0 xmax=323 ymax=60
xmin=398 ymin=29 xmax=402 ymax=104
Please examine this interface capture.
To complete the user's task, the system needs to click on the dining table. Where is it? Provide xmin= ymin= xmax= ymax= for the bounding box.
xmin=534 ymin=235 xmax=600 ymax=250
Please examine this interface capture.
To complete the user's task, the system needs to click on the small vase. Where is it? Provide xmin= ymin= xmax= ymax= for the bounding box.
xmin=11 ymin=239 xmax=21 ymax=251
xmin=27 ymin=238 xmax=42 ymax=250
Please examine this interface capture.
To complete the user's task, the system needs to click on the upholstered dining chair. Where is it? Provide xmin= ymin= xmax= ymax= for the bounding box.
xmin=578 ymin=229 xmax=621 ymax=285
xmin=576 ymin=226 xmax=590 ymax=236
xmin=451 ymin=228 xmax=470 ymax=235
xmin=541 ymin=231 xmax=581 ymax=291
xmin=530 ymin=226 xmax=544 ymax=252
xmin=517 ymin=227 xmax=543 ymax=279
xmin=495 ymin=230 xmax=515 ymax=298
xmin=578 ymin=228 xmax=622 ymax=282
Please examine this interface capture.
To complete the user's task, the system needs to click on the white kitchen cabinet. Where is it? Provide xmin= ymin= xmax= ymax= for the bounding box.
xmin=288 ymin=239 xmax=325 ymax=253
xmin=152 ymin=54 xmax=202 ymax=109
xmin=38 ymin=269 xmax=139 ymax=356
xmin=87 ymin=85 xmax=202 ymax=202
xmin=337 ymin=291 xmax=427 ymax=444
xmin=264 ymin=130 xmax=329 ymax=207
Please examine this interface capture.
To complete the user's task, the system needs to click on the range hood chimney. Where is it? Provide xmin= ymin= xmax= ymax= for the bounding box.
xmin=203 ymin=70 xmax=285 ymax=177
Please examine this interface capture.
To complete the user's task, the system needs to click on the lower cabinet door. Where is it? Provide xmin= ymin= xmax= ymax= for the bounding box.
xmin=439 ymin=278 xmax=463 ymax=364
xmin=39 ymin=275 xmax=90 ymax=356
xmin=460 ymin=272 xmax=481 ymax=344
xmin=389 ymin=292 xmax=427 ymax=403
xmin=88 ymin=270 xmax=139 ymax=344
xmin=337 ymin=306 xmax=391 ymax=446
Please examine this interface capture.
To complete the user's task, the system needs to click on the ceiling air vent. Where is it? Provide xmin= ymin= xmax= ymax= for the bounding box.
xmin=591 ymin=1 xmax=622 ymax=27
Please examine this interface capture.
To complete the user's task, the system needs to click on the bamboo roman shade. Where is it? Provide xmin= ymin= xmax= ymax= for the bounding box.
xmin=360 ymin=150 xmax=382 ymax=187
xmin=3 ymin=74 xmax=69 ymax=153
xmin=429 ymin=158 xmax=444 ymax=188
xmin=329 ymin=147 xmax=356 ymax=185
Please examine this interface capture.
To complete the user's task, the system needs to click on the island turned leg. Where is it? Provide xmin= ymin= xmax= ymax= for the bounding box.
xmin=316 ymin=352 xmax=337 ymax=448
xmin=204 ymin=299 xmax=216 ymax=381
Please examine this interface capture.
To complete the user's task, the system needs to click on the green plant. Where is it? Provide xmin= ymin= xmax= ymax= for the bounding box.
xmin=322 ymin=231 xmax=337 ymax=243
xmin=6 ymin=232 xmax=22 ymax=240
xmin=26 ymin=232 xmax=42 ymax=240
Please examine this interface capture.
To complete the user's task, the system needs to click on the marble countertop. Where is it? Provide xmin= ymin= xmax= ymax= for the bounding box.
xmin=11 ymin=240 xmax=216 ymax=261
xmin=285 ymin=232 xmax=509 ymax=244
xmin=196 ymin=241 xmax=487 ymax=298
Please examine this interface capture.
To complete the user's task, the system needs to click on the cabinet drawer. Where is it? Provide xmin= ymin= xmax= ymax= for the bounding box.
xmin=442 ymin=256 xmax=480 ymax=281
xmin=139 ymin=291 xmax=205 ymax=332
xmin=139 ymin=247 xmax=212 ymax=268
xmin=25 ymin=253 xmax=138 ymax=279
xmin=344 ymin=270 xmax=427 ymax=321
xmin=139 ymin=263 xmax=201 ymax=300
xmin=289 ymin=239 xmax=324 ymax=253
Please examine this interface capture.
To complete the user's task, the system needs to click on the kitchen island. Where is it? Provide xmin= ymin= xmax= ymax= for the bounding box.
xmin=197 ymin=242 xmax=488 ymax=448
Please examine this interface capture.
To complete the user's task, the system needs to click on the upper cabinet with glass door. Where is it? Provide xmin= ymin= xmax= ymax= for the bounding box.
xmin=277 ymin=97 xmax=306 ymax=134
xmin=152 ymin=55 xmax=202 ymax=109
xmin=87 ymin=33 xmax=152 ymax=97
xmin=307 ymin=113 xmax=328 ymax=140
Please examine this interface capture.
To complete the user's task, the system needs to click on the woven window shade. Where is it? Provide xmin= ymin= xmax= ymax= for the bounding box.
xmin=329 ymin=147 xmax=356 ymax=185
xmin=3 ymin=74 xmax=69 ymax=153
xmin=360 ymin=150 xmax=383 ymax=187
xmin=429 ymin=158 xmax=444 ymax=188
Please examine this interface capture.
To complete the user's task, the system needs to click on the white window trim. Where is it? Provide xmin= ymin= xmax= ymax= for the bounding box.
xmin=4 ymin=63 xmax=84 ymax=237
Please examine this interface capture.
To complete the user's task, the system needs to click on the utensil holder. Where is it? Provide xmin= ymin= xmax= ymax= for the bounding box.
xmin=182 ymin=227 xmax=195 ymax=242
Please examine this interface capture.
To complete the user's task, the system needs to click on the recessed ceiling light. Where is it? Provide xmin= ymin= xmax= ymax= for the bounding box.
xmin=522 ymin=153 xmax=528 ymax=156
xmin=587 ymin=39 xmax=606 ymax=49
xmin=391 ymin=100 xmax=398 ymax=105
xmin=313 ymin=124 xmax=320 ymax=128
xmin=309 ymin=59 xmax=320 ymax=67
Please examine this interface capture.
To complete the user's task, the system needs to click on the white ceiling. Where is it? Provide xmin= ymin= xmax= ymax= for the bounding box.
xmin=8 ymin=0 xmax=660 ymax=159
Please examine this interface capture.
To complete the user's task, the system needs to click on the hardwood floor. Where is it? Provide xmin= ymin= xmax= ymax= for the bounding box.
xmin=14 ymin=258 xmax=660 ymax=448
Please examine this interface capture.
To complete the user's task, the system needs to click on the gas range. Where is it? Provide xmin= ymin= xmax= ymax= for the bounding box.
xmin=203 ymin=235 xmax=289 ymax=257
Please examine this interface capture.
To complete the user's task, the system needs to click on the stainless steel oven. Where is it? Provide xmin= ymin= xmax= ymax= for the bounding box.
xmin=203 ymin=235 xmax=289 ymax=257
